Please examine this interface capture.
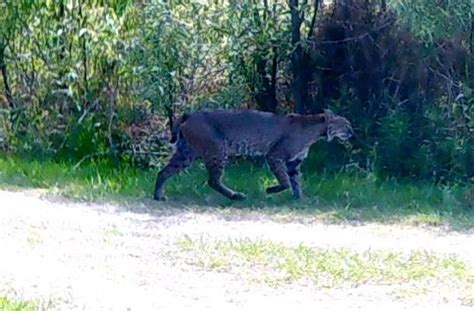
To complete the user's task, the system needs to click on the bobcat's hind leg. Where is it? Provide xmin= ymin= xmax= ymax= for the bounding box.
xmin=153 ymin=141 xmax=195 ymax=201
xmin=266 ymin=157 xmax=290 ymax=194
xmin=206 ymin=157 xmax=246 ymax=200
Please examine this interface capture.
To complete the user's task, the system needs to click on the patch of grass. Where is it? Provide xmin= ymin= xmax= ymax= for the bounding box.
xmin=0 ymin=155 xmax=472 ymax=229
xmin=176 ymin=236 xmax=474 ymax=293
xmin=0 ymin=296 xmax=36 ymax=311
xmin=0 ymin=156 xmax=153 ymax=201
xmin=390 ymin=285 xmax=430 ymax=301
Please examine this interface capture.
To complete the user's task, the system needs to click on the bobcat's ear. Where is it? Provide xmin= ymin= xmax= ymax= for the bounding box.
xmin=288 ymin=113 xmax=326 ymax=124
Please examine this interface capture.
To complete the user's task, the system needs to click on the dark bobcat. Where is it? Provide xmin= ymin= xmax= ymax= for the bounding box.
xmin=154 ymin=109 xmax=354 ymax=201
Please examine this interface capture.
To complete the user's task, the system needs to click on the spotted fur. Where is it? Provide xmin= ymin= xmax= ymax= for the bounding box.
xmin=154 ymin=109 xmax=353 ymax=201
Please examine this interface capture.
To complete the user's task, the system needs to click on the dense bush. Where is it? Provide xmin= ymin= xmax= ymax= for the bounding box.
xmin=0 ymin=0 xmax=472 ymax=181
xmin=308 ymin=1 xmax=473 ymax=180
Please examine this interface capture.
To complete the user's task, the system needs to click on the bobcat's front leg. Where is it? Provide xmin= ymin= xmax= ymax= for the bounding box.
xmin=206 ymin=158 xmax=246 ymax=200
xmin=266 ymin=156 xmax=290 ymax=194
xmin=286 ymin=159 xmax=303 ymax=199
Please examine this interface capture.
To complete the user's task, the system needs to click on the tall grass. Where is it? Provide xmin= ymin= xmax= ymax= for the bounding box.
xmin=0 ymin=156 xmax=472 ymax=228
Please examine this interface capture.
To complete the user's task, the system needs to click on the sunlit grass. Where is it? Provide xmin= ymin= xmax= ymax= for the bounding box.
xmin=0 ymin=155 xmax=472 ymax=229
xmin=175 ymin=235 xmax=474 ymax=292
xmin=175 ymin=235 xmax=474 ymax=304
xmin=0 ymin=296 xmax=37 ymax=311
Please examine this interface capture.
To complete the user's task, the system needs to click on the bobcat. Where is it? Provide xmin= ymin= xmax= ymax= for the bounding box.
xmin=154 ymin=109 xmax=354 ymax=201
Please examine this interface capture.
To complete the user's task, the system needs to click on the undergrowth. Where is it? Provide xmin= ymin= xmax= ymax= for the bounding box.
xmin=0 ymin=155 xmax=472 ymax=229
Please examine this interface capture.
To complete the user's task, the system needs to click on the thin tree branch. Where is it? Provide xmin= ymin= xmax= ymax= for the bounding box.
xmin=263 ymin=0 xmax=269 ymax=21
xmin=271 ymin=45 xmax=278 ymax=92
xmin=307 ymin=0 xmax=320 ymax=41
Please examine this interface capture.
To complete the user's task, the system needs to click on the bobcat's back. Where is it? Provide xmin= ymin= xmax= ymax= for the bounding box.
xmin=179 ymin=110 xmax=288 ymax=157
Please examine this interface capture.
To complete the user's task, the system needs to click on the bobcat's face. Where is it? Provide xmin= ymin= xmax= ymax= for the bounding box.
xmin=325 ymin=110 xmax=354 ymax=142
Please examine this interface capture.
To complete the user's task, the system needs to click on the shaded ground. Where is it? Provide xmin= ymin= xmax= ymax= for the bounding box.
xmin=0 ymin=190 xmax=473 ymax=310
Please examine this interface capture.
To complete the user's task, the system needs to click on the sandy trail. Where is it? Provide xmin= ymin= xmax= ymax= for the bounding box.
xmin=0 ymin=190 xmax=472 ymax=310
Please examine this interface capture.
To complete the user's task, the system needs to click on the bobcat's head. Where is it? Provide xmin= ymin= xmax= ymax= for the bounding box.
xmin=324 ymin=109 xmax=354 ymax=142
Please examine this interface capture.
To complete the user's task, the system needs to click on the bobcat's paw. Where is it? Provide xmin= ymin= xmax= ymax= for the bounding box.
xmin=266 ymin=185 xmax=289 ymax=194
xmin=292 ymin=193 xmax=302 ymax=200
xmin=153 ymin=194 xmax=168 ymax=201
xmin=231 ymin=192 xmax=247 ymax=201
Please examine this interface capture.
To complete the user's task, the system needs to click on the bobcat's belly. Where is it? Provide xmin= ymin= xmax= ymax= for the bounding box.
xmin=290 ymin=147 xmax=309 ymax=161
xmin=226 ymin=139 xmax=269 ymax=157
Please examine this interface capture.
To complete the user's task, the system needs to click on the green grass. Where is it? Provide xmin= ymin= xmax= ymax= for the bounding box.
xmin=175 ymin=236 xmax=474 ymax=299
xmin=0 ymin=155 xmax=472 ymax=229
xmin=0 ymin=296 xmax=36 ymax=311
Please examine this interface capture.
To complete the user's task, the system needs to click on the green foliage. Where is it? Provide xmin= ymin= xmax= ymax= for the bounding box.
xmin=377 ymin=109 xmax=415 ymax=175
xmin=226 ymin=1 xmax=290 ymax=101
xmin=358 ymin=90 xmax=474 ymax=180
xmin=0 ymin=296 xmax=36 ymax=311
xmin=131 ymin=0 xmax=234 ymax=112
xmin=392 ymin=0 xmax=472 ymax=44
xmin=0 ymin=0 xmax=472 ymax=181
xmin=0 ymin=0 xmax=32 ymax=48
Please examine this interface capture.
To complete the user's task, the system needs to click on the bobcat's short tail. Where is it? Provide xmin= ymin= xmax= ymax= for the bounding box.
xmin=168 ymin=112 xmax=189 ymax=144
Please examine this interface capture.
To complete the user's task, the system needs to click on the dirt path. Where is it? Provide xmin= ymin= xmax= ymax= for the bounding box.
xmin=0 ymin=190 xmax=473 ymax=310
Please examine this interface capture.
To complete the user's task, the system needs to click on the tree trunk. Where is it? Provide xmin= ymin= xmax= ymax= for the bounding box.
xmin=470 ymin=18 xmax=473 ymax=59
xmin=57 ymin=0 xmax=67 ymax=83
xmin=290 ymin=0 xmax=320 ymax=114
xmin=58 ymin=0 xmax=66 ymax=61
xmin=78 ymin=1 xmax=88 ymax=105
xmin=470 ymin=18 xmax=473 ymax=89
xmin=290 ymin=0 xmax=305 ymax=114
xmin=289 ymin=0 xmax=324 ymax=114
xmin=108 ymin=83 xmax=118 ymax=166
xmin=255 ymin=56 xmax=278 ymax=113
xmin=0 ymin=48 xmax=14 ymax=108
xmin=106 ymin=62 xmax=119 ymax=166
xmin=270 ymin=45 xmax=278 ymax=110
xmin=252 ymin=0 xmax=278 ymax=113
